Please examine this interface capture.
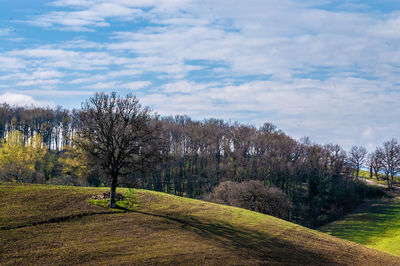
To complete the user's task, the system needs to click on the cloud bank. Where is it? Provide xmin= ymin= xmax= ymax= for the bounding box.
xmin=0 ymin=0 xmax=400 ymax=149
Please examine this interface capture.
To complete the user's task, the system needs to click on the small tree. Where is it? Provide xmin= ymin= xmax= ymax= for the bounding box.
xmin=348 ymin=145 xmax=367 ymax=179
xmin=368 ymin=150 xmax=383 ymax=181
xmin=74 ymin=92 xmax=161 ymax=207
xmin=365 ymin=153 xmax=374 ymax=179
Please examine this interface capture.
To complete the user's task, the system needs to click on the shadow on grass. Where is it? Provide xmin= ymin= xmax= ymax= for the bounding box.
xmin=321 ymin=200 xmax=400 ymax=244
xmin=129 ymin=209 xmax=338 ymax=265
xmin=0 ymin=210 xmax=118 ymax=231
xmin=2 ymin=201 xmax=339 ymax=264
xmin=1 ymin=197 xmax=138 ymax=231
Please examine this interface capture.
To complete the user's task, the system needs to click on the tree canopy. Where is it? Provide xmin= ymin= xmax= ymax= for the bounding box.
xmin=73 ymin=92 xmax=161 ymax=207
xmin=0 ymin=130 xmax=46 ymax=182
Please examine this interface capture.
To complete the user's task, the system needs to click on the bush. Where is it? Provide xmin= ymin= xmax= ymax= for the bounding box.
xmin=206 ymin=180 xmax=292 ymax=220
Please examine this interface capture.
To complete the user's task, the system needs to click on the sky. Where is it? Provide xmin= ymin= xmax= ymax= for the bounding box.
xmin=0 ymin=0 xmax=400 ymax=150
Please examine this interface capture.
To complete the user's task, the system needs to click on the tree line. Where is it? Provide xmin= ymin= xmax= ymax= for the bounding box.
xmin=0 ymin=94 xmax=398 ymax=227
xmin=0 ymin=103 xmax=72 ymax=150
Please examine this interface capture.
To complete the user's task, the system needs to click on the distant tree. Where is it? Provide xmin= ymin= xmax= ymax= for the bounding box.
xmin=0 ymin=103 xmax=11 ymax=139
xmin=348 ymin=146 xmax=367 ymax=179
xmin=325 ymin=143 xmax=346 ymax=178
xmin=59 ymin=144 xmax=90 ymax=185
xmin=372 ymin=150 xmax=384 ymax=181
xmin=0 ymin=130 xmax=46 ymax=182
xmin=42 ymin=151 xmax=59 ymax=184
xmin=366 ymin=151 xmax=383 ymax=181
xmin=73 ymin=92 xmax=161 ymax=207
xmin=376 ymin=139 xmax=400 ymax=189
xmin=365 ymin=153 xmax=374 ymax=179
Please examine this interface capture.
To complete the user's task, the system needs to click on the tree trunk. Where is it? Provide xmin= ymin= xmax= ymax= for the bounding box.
xmin=375 ymin=169 xmax=380 ymax=181
xmin=109 ymin=175 xmax=118 ymax=208
xmin=369 ymin=165 xmax=372 ymax=179
xmin=390 ymin=175 xmax=394 ymax=190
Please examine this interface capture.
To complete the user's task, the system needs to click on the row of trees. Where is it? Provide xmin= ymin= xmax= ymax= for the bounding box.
xmin=366 ymin=140 xmax=400 ymax=189
xmin=0 ymin=103 xmax=72 ymax=150
xmin=347 ymin=141 xmax=400 ymax=189
xmin=0 ymin=93 xmax=396 ymax=227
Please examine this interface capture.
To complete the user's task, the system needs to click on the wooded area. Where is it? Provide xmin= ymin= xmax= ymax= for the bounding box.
xmin=0 ymin=94 xmax=398 ymax=227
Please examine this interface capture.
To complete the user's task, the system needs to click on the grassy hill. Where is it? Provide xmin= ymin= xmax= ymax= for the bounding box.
xmin=1 ymin=183 xmax=399 ymax=265
xmin=320 ymin=196 xmax=400 ymax=257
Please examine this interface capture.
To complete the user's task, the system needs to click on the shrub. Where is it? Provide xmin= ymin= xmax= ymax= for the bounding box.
xmin=206 ymin=180 xmax=292 ymax=220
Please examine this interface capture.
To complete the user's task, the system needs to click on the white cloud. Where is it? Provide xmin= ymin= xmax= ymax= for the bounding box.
xmin=3 ymin=0 xmax=400 ymax=150
xmin=31 ymin=2 xmax=144 ymax=31
xmin=69 ymin=74 xmax=107 ymax=84
xmin=16 ymin=79 xmax=60 ymax=87
xmin=0 ymin=28 xmax=11 ymax=36
xmin=84 ymin=81 xmax=120 ymax=89
xmin=0 ymin=92 xmax=55 ymax=107
xmin=15 ymin=89 xmax=94 ymax=96
xmin=9 ymin=48 xmax=78 ymax=58
xmin=18 ymin=1 xmax=400 ymax=81
xmin=61 ymin=39 xmax=105 ymax=49
xmin=0 ymin=71 xmax=61 ymax=81
xmin=0 ymin=56 xmax=26 ymax=69
xmin=362 ymin=127 xmax=374 ymax=140
xmin=31 ymin=70 xmax=64 ymax=79
xmin=162 ymin=80 xmax=217 ymax=93
xmin=139 ymin=77 xmax=400 ymax=150
xmin=50 ymin=0 xmax=95 ymax=7
xmin=0 ymin=69 xmax=63 ymax=89
xmin=371 ymin=16 xmax=400 ymax=40
xmin=107 ymin=69 xmax=143 ymax=77
xmin=8 ymin=48 xmax=118 ymax=70
xmin=102 ymin=6 xmax=396 ymax=82
xmin=121 ymin=81 xmax=151 ymax=90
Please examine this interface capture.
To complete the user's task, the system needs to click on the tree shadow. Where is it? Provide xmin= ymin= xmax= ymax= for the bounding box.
xmin=323 ymin=201 xmax=400 ymax=243
xmin=0 ymin=211 xmax=116 ymax=231
xmin=130 ymin=209 xmax=341 ymax=265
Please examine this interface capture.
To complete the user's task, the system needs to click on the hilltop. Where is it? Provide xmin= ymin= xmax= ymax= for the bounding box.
xmin=1 ymin=183 xmax=399 ymax=265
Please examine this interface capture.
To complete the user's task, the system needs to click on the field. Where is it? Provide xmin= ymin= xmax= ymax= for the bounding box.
xmin=320 ymin=195 xmax=400 ymax=256
xmin=1 ymin=183 xmax=399 ymax=265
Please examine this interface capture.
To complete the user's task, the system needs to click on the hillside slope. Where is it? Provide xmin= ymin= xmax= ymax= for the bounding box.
xmin=1 ymin=183 xmax=399 ymax=265
xmin=320 ymin=189 xmax=400 ymax=256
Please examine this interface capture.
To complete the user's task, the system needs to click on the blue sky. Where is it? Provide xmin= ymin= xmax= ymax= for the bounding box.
xmin=1 ymin=0 xmax=400 ymax=150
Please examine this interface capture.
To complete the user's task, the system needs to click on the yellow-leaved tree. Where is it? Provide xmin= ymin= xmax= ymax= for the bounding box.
xmin=0 ymin=130 xmax=47 ymax=182
xmin=59 ymin=144 xmax=89 ymax=185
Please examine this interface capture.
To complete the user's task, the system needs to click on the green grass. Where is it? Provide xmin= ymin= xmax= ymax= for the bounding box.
xmin=358 ymin=169 xmax=400 ymax=186
xmin=320 ymin=198 xmax=400 ymax=256
xmin=1 ymin=183 xmax=399 ymax=265
xmin=88 ymin=189 xmax=140 ymax=212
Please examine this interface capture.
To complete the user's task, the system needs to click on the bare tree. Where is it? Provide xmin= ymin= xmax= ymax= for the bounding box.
xmin=367 ymin=150 xmax=383 ymax=181
xmin=376 ymin=139 xmax=400 ymax=189
xmin=365 ymin=153 xmax=375 ymax=179
xmin=348 ymin=145 xmax=367 ymax=179
xmin=74 ymin=92 xmax=161 ymax=207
